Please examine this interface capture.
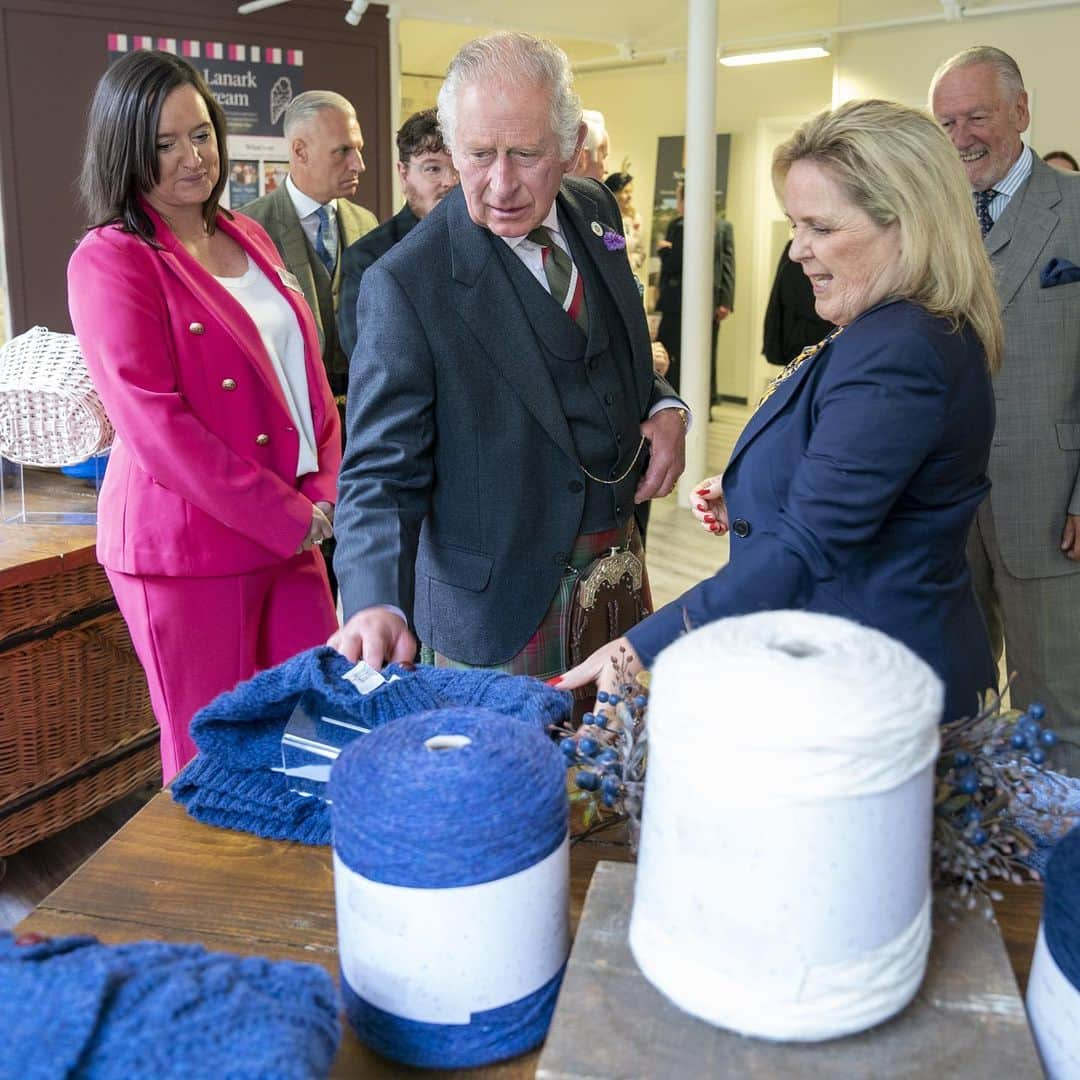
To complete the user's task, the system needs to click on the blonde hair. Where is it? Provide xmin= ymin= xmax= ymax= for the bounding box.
xmin=773 ymin=98 xmax=1002 ymax=372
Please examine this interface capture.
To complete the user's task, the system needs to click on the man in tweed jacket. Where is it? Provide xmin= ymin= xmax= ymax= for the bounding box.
xmin=932 ymin=46 xmax=1080 ymax=769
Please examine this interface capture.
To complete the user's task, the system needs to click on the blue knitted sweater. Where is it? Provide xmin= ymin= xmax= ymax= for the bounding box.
xmin=172 ymin=648 xmax=571 ymax=843
xmin=0 ymin=932 xmax=340 ymax=1079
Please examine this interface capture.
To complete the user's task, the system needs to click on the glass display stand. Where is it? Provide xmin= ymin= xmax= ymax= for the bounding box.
xmin=1 ymin=455 xmax=103 ymax=526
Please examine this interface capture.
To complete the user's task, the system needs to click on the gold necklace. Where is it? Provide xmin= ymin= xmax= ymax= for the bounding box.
xmin=757 ymin=326 xmax=844 ymax=408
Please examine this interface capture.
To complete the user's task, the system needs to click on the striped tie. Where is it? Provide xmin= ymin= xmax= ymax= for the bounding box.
xmin=527 ymin=226 xmax=588 ymax=332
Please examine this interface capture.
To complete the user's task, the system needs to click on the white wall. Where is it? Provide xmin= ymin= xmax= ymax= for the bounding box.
xmin=834 ymin=4 xmax=1080 ymax=155
xmin=578 ymin=57 xmax=833 ymax=403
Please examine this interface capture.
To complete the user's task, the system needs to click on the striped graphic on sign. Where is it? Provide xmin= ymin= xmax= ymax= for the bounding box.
xmin=157 ymin=38 xmax=177 ymax=53
xmin=228 ymin=43 xmax=246 ymax=61
xmin=182 ymin=40 xmax=200 ymax=58
xmin=107 ymin=33 xmax=127 ymax=52
xmin=206 ymin=41 xmax=224 ymax=59
xmin=286 ymin=49 xmax=303 ymax=65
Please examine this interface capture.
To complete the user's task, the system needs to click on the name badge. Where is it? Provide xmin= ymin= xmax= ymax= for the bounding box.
xmin=276 ymin=265 xmax=303 ymax=293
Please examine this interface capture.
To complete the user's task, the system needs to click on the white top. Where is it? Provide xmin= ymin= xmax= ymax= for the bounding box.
xmin=214 ymin=255 xmax=319 ymax=476
xmin=286 ymin=174 xmax=339 ymax=265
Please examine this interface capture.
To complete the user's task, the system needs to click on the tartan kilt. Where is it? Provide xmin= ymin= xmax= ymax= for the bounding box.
xmin=420 ymin=519 xmax=651 ymax=681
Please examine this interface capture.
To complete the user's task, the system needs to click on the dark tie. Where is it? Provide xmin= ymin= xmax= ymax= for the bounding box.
xmin=527 ymin=226 xmax=587 ymax=332
xmin=974 ymin=189 xmax=998 ymax=237
xmin=314 ymin=205 xmax=336 ymax=274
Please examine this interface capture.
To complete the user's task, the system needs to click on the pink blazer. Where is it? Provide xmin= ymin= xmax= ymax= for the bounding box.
xmin=67 ymin=203 xmax=341 ymax=577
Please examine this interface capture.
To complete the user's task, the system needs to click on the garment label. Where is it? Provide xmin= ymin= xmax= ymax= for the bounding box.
xmin=334 ymin=835 xmax=570 ymax=1024
xmin=341 ymin=661 xmax=386 ymax=694
xmin=276 ymin=265 xmax=303 ymax=293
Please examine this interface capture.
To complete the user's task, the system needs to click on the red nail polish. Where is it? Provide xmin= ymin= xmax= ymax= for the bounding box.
xmin=15 ymin=932 xmax=47 ymax=946
xmin=695 ymin=488 xmax=709 ymax=495
xmin=546 ymin=676 xmax=563 ymax=686
xmin=704 ymin=514 xmax=716 ymax=523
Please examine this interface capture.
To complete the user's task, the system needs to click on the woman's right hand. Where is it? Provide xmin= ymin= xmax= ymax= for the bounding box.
xmin=691 ymin=475 xmax=728 ymax=536
xmin=297 ymin=502 xmax=334 ymax=555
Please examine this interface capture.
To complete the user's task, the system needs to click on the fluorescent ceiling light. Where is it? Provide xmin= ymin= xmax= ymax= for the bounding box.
xmin=719 ymin=45 xmax=829 ymax=67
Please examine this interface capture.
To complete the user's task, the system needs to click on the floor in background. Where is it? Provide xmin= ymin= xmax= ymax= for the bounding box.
xmin=0 ymin=406 xmax=750 ymax=931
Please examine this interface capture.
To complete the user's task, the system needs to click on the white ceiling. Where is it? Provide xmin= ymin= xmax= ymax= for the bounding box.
xmin=395 ymin=0 xmax=1072 ymax=76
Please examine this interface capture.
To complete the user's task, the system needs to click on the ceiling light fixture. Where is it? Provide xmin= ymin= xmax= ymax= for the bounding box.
xmin=344 ymin=0 xmax=369 ymax=25
xmin=719 ymin=44 xmax=830 ymax=67
xmin=237 ymin=0 xmax=291 ymax=13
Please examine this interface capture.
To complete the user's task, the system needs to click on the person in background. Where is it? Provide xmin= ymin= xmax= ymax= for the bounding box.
xmin=931 ymin=46 xmax=1080 ymax=771
xmin=562 ymin=99 xmax=1001 ymax=726
xmin=1044 ymin=149 xmax=1079 ymax=172
xmin=655 ymin=181 xmax=736 ymax=394
xmin=762 ymin=238 xmax=834 ymax=366
xmin=330 ymin=32 xmax=686 ymax=688
xmin=572 ymin=108 xmax=609 ymax=182
xmin=338 ymin=109 xmax=459 ymax=362
xmin=604 ymin=171 xmax=647 ymax=273
xmin=68 ymin=51 xmax=341 ymax=782
xmin=241 ymin=90 xmax=375 ymax=597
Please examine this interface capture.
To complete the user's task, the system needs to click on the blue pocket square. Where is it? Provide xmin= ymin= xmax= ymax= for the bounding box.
xmin=1040 ymin=257 xmax=1080 ymax=287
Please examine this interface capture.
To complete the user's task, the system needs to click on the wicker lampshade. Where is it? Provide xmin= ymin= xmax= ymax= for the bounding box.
xmin=0 ymin=325 xmax=114 ymax=467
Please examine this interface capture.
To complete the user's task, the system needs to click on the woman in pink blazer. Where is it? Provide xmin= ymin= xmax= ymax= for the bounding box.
xmin=68 ymin=51 xmax=341 ymax=782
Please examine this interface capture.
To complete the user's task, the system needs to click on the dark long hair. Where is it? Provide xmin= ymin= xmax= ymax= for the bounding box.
xmin=80 ymin=50 xmax=229 ymax=244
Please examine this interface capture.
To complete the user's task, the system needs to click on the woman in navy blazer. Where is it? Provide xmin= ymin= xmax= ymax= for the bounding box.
xmin=563 ymin=100 xmax=1002 ymax=723
xmin=69 ymin=52 xmax=340 ymax=780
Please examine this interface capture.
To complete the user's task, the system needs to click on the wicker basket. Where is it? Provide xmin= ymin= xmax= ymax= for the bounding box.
xmin=0 ymin=325 xmax=114 ymax=467
xmin=0 ymin=550 xmax=159 ymax=855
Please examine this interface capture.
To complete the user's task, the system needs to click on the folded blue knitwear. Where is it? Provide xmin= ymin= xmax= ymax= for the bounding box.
xmin=0 ymin=932 xmax=340 ymax=1080
xmin=172 ymin=647 xmax=572 ymax=844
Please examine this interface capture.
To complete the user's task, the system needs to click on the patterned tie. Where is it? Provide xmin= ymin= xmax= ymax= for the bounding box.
xmin=974 ymin=189 xmax=998 ymax=237
xmin=527 ymin=226 xmax=588 ymax=332
xmin=314 ymin=205 xmax=336 ymax=275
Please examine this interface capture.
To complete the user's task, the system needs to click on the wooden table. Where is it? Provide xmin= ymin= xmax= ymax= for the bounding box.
xmin=15 ymin=792 xmax=1044 ymax=1078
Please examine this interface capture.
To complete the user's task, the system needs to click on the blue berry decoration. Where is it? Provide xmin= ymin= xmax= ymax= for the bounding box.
xmin=559 ymin=737 xmax=577 ymax=757
xmin=1031 ymin=748 xmax=1047 ymax=765
xmin=1040 ymin=729 xmax=1057 ymax=747
xmin=601 ymin=775 xmax=621 ymax=797
xmin=1010 ymin=731 xmax=1029 ymax=750
xmin=971 ymin=828 xmax=989 ymax=846
xmin=1028 ymin=702 xmax=1046 ymax=720
xmin=596 ymin=691 xmax=610 ymax=704
xmin=964 ymin=805 xmax=982 ymax=824
xmin=959 ymin=772 xmax=980 ymax=795
xmin=577 ymin=737 xmax=599 ymax=757
xmin=575 ymin=771 xmax=600 ymax=792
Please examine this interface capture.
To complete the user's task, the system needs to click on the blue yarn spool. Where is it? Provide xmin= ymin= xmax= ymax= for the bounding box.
xmin=1044 ymin=824 xmax=1080 ymax=992
xmin=330 ymin=706 xmax=569 ymax=1068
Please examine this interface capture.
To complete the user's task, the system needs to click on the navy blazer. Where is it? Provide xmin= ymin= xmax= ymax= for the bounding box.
xmin=628 ymin=300 xmax=997 ymax=721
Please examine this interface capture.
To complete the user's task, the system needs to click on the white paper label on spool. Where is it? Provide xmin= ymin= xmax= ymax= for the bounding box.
xmin=333 ymin=835 xmax=570 ymax=1024
xmin=1027 ymin=922 xmax=1080 ymax=1079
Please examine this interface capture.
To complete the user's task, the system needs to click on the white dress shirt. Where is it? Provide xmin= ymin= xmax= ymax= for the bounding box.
xmin=286 ymin=174 xmax=339 ymax=266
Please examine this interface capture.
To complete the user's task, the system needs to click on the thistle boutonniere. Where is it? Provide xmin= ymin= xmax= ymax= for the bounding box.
xmin=602 ymin=229 xmax=627 ymax=252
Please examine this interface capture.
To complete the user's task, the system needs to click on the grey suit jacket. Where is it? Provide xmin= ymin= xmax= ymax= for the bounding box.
xmin=985 ymin=154 xmax=1080 ymax=579
xmin=238 ymin=182 xmax=377 ymax=396
xmin=334 ymin=178 xmax=676 ymax=664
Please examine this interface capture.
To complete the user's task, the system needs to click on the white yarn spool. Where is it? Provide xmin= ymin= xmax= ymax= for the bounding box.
xmin=1027 ymin=924 xmax=1080 ymax=1077
xmin=629 ymin=611 xmax=942 ymax=1042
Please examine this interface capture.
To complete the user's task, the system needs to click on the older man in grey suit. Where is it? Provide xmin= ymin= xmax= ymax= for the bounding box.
xmin=330 ymin=32 xmax=686 ymax=676
xmin=932 ymin=46 xmax=1080 ymax=769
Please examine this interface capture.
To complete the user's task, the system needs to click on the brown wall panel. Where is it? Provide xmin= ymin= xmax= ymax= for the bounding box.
xmin=0 ymin=0 xmax=390 ymax=334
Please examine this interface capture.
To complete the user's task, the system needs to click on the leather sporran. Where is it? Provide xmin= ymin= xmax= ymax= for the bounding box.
xmin=567 ymin=524 xmax=652 ymax=723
